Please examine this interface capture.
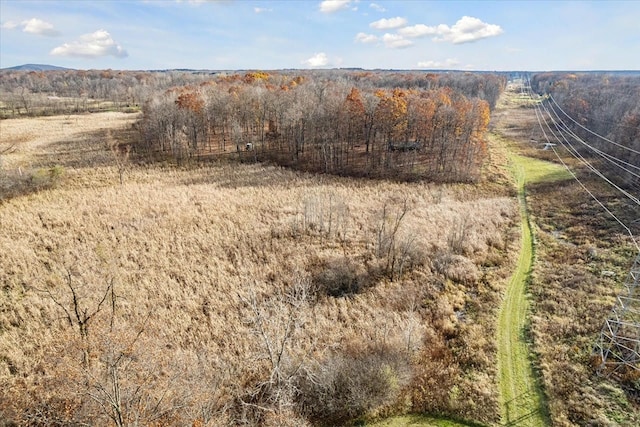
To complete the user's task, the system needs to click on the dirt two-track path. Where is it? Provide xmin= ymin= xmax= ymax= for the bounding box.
xmin=493 ymin=83 xmax=551 ymax=427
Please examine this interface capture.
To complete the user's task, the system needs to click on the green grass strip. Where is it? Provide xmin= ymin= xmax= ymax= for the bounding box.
xmin=366 ymin=414 xmax=480 ymax=427
xmin=497 ymin=153 xmax=566 ymax=426
xmin=509 ymin=154 xmax=572 ymax=185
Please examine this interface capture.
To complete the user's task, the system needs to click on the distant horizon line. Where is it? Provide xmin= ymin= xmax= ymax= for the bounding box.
xmin=2 ymin=63 xmax=639 ymax=74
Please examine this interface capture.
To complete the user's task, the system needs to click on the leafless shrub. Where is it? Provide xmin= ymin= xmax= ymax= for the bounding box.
xmin=0 ymin=165 xmax=64 ymax=201
xmin=375 ymin=198 xmax=427 ymax=281
xmin=107 ymin=130 xmax=131 ymax=185
xmin=0 ymin=143 xmax=16 ymax=168
xmin=394 ymin=233 xmax=429 ymax=278
xmin=447 ymin=215 xmax=471 ymax=255
xmin=296 ymin=343 xmax=412 ymax=425
xmin=30 ymin=268 xmax=198 ymax=427
xmin=310 ymin=256 xmax=371 ymax=297
xmin=18 ymin=394 xmax=86 ymax=427
xmin=301 ymin=191 xmax=350 ymax=242
xmin=234 ymin=278 xmax=313 ymax=422
xmin=262 ymin=409 xmax=312 ymax=427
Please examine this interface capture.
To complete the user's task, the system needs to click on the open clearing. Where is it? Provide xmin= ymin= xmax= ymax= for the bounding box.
xmin=0 ymin=111 xmax=140 ymax=169
xmin=1 ymin=110 xmax=519 ymax=425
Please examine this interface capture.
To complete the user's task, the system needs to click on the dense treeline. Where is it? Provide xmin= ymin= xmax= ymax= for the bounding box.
xmin=361 ymin=71 xmax=505 ymax=109
xmin=531 ymin=72 xmax=640 ymax=189
xmin=140 ymin=72 xmax=504 ymax=182
xmin=0 ymin=69 xmax=504 ymax=120
xmin=1 ymin=69 xmax=505 ymax=183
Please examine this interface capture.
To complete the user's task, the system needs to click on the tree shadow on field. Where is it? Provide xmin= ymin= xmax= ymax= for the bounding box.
xmin=179 ymin=158 xmax=386 ymax=191
xmin=180 ymin=162 xmax=323 ymax=190
xmin=30 ymin=125 xmax=136 ymax=170
xmin=29 ymin=129 xmax=112 ymax=169
xmin=1 ymin=123 xmax=138 ymax=201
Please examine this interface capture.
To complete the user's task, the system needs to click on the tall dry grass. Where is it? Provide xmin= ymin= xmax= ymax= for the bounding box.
xmin=0 ymin=112 xmax=519 ymax=425
xmin=1 ymin=112 xmax=140 ymax=201
xmin=527 ymin=179 xmax=640 ymax=426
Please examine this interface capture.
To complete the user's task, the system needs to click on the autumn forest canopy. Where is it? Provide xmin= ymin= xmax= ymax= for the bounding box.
xmin=139 ymin=71 xmax=505 ymax=183
xmin=1 ymin=69 xmax=506 ymax=183
xmin=3 ymin=68 xmax=639 ymax=188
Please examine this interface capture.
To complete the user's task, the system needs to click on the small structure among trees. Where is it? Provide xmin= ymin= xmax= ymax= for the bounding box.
xmin=138 ymin=71 xmax=503 ymax=183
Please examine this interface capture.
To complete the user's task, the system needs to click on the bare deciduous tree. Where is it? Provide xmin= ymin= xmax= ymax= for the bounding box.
xmin=106 ymin=130 xmax=131 ymax=185
xmin=40 ymin=268 xmax=113 ymax=365
xmin=238 ymin=277 xmax=313 ymax=418
xmin=376 ymin=198 xmax=413 ymax=281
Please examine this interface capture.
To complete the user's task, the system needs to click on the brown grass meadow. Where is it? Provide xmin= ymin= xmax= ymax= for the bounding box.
xmin=0 ymin=111 xmax=520 ymax=425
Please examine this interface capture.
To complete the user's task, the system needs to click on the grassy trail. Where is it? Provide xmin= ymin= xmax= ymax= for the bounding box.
xmin=497 ymin=155 xmax=547 ymax=426
xmin=496 ymin=149 xmax=569 ymax=426
xmin=374 ymin=87 xmax=567 ymax=427
xmin=492 ymin=83 xmax=572 ymax=426
xmin=367 ymin=415 xmax=483 ymax=427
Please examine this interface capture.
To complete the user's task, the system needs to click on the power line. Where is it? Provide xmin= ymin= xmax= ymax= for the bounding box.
xmin=525 ymin=76 xmax=640 ymax=380
xmin=528 ymin=77 xmax=640 ymax=206
xmin=548 ymin=94 xmax=640 ymax=156
xmin=545 ymin=102 xmax=640 ymax=178
xmin=539 ymin=99 xmax=640 ymax=206
xmin=524 ymin=77 xmax=639 ymax=252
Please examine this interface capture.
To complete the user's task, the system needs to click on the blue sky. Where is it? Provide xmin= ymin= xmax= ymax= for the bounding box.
xmin=1 ymin=0 xmax=638 ymax=71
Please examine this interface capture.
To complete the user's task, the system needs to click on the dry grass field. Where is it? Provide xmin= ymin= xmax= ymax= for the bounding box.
xmin=0 ymin=112 xmax=139 ymax=168
xmin=0 ymin=111 xmax=520 ymax=425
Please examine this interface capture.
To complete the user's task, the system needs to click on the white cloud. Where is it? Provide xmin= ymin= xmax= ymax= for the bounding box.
xmin=254 ymin=7 xmax=272 ymax=13
xmin=21 ymin=18 xmax=60 ymax=37
xmin=437 ymin=16 xmax=503 ymax=44
xmin=319 ymin=0 xmax=351 ymax=13
xmin=51 ymin=30 xmax=128 ymax=58
xmin=398 ymin=24 xmax=442 ymax=38
xmin=2 ymin=18 xmax=60 ymax=36
xmin=303 ymin=52 xmax=329 ymax=67
xmin=401 ymin=16 xmax=503 ymax=44
xmin=382 ymin=33 xmax=413 ymax=49
xmin=1 ymin=20 xmax=20 ymax=30
xmin=417 ymin=58 xmax=460 ymax=69
xmin=355 ymin=32 xmax=378 ymax=43
xmin=370 ymin=3 xmax=386 ymax=12
xmin=370 ymin=17 xmax=408 ymax=30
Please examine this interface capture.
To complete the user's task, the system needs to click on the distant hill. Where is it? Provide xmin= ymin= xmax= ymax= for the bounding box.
xmin=2 ymin=64 xmax=72 ymax=71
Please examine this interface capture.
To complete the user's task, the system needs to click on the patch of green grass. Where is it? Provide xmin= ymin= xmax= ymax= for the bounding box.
xmin=510 ymin=154 xmax=572 ymax=185
xmin=365 ymin=414 xmax=481 ymax=427
xmin=496 ymin=152 xmax=554 ymax=426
